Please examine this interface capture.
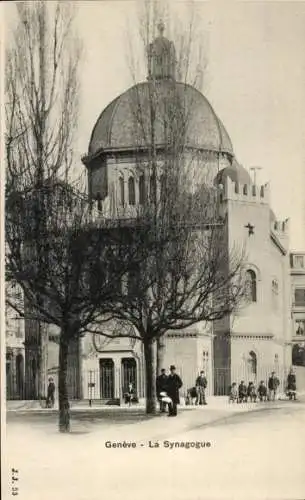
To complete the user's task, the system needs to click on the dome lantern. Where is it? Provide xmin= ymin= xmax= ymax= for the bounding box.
xmin=147 ymin=21 xmax=177 ymax=81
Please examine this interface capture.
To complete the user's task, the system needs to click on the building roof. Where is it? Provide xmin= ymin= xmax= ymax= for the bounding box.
xmin=214 ymin=159 xmax=251 ymax=186
xmin=88 ymin=80 xmax=234 ymax=158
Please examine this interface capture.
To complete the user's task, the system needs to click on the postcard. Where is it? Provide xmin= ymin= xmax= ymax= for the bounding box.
xmin=2 ymin=1 xmax=305 ymax=499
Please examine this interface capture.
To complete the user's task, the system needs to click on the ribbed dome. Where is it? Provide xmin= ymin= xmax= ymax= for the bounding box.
xmin=88 ymin=81 xmax=234 ymax=157
xmin=214 ymin=160 xmax=251 ymax=186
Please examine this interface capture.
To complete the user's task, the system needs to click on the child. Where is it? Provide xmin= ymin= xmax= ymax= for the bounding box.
xmin=247 ymin=382 xmax=257 ymax=402
xmin=287 ymin=368 xmax=297 ymax=401
xmin=185 ymin=387 xmax=197 ymax=406
xmin=229 ymin=382 xmax=238 ymax=403
xmin=238 ymin=380 xmax=248 ymax=403
xmin=257 ymin=381 xmax=267 ymax=402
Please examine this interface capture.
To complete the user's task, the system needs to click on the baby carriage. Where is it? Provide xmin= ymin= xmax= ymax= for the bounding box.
xmin=159 ymin=391 xmax=173 ymax=405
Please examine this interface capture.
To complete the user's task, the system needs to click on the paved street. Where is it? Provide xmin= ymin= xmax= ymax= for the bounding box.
xmin=4 ymin=401 xmax=305 ymax=500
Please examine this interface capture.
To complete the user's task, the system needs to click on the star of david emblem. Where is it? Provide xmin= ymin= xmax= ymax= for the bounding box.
xmin=245 ymin=223 xmax=255 ymax=236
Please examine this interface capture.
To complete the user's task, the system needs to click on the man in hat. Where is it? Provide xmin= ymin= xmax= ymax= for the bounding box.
xmin=46 ymin=377 xmax=55 ymax=408
xmin=165 ymin=365 xmax=183 ymax=417
xmin=268 ymin=371 xmax=280 ymax=401
xmin=156 ymin=368 xmax=168 ymax=412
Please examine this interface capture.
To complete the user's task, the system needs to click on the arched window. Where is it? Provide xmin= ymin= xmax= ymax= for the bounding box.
xmin=248 ymin=351 xmax=257 ymax=376
xmin=119 ymin=177 xmax=124 ymax=206
xmin=139 ymin=175 xmax=145 ymax=205
xmin=128 ymin=176 xmax=135 ymax=205
xmin=272 ymin=279 xmax=279 ymax=310
xmin=245 ymin=269 xmax=257 ymax=302
xmin=243 ymin=184 xmax=248 ymax=195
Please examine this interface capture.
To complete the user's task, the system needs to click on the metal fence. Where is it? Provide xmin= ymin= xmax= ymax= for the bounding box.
xmin=6 ymin=364 xmax=295 ymax=402
xmin=6 ymin=366 xmax=81 ymax=401
xmin=213 ymin=365 xmax=291 ymax=396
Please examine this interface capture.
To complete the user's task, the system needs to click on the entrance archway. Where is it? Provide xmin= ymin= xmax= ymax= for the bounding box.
xmin=121 ymin=358 xmax=137 ymax=393
xmin=99 ymin=359 xmax=114 ymax=399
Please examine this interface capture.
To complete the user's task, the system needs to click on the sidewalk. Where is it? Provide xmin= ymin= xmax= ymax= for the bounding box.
xmin=7 ymin=395 xmax=303 ymax=415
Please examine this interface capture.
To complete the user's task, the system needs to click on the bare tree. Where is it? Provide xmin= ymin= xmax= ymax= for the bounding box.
xmin=5 ymin=1 xmax=82 ymax=431
xmin=6 ymin=175 xmax=154 ymax=431
xmin=89 ymin=1 xmax=247 ymax=414
xmin=4 ymin=2 xmax=153 ymax=432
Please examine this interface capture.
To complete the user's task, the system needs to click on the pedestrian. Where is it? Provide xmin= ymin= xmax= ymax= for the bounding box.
xmin=268 ymin=371 xmax=280 ymax=401
xmin=124 ymin=382 xmax=136 ymax=406
xmin=166 ymin=365 xmax=183 ymax=417
xmin=228 ymin=382 xmax=238 ymax=403
xmin=195 ymin=370 xmax=208 ymax=405
xmin=287 ymin=368 xmax=297 ymax=401
xmin=156 ymin=368 xmax=168 ymax=412
xmin=247 ymin=382 xmax=257 ymax=402
xmin=257 ymin=380 xmax=267 ymax=402
xmin=46 ymin=377 xmax=55 ymax=408
xmin=238 ymin=380 xmax=247 ymax=403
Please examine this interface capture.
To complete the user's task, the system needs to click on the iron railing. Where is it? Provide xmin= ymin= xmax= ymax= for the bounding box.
xmin=6 ymin=365 xmax=295 ymax=401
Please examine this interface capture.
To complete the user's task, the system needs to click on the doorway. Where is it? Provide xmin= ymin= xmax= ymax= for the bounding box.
xmin=99 ymin=359 xmax=114 ymax=399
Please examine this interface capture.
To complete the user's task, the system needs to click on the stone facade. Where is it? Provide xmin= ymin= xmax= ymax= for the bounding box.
xmin=214 ymin=176 xmax=292 ymax=391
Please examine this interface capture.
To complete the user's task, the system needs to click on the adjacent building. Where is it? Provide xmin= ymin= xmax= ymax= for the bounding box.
xmin=290 ymin=252 xmax=305 ymax=364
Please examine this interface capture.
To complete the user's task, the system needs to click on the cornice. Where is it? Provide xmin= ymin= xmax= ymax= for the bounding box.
xmin=270 ymin=232 xmax=287 ymax=256
xmin=231 ymin=333 xmax=274 ymax=340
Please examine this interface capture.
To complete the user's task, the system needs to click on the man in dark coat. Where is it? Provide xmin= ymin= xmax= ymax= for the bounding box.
xmin=156 ymin=369 xmax=168 ymax=412
xmin=166 ymin=365 xmax=183 ymax=417
xmin=195 ymin=371 xmax=208 ymax=405
xmin=287 ymin=368 xmax=297 ymax=400
xmin=46 ymin=377 xmax=55 ymax=408
xmin=268 ymin=371 xmax=280 ymax=401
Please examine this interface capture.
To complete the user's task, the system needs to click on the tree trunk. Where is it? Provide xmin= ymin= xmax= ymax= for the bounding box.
xmin=156 ymin=337 xmax=165 ymax=376
xmin=58 ymin=334 xmax=70 ymax=433
xmin=143 ymin=338 xmax=157 ymax=414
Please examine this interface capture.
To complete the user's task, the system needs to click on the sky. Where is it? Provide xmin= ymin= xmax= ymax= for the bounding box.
xmin=4 ymin=1 xmax=305 ymax=250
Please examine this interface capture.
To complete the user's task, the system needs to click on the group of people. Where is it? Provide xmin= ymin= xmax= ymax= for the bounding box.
xmin=229 ymin=369 xmax=297 ymax=403
xmin=156 ymin=365 xmax=183 ymax=416
xmin=46 ymin=367 xmax=297 ymax=411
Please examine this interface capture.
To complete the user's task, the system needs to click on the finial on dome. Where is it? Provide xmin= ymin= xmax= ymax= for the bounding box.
xmin=147 ymin=20 xmax=176 ymax=81
xmin=157 ymin=20 xmax=165 ymax=36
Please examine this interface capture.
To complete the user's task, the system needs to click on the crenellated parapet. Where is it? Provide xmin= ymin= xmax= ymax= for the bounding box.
xmin=271 ymin=218 xmax=290 ymax=248
xmin=218 ymin=175 xmax=270 ymax=205
xmin=271 ymin=218 xmax=289 ymax=234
